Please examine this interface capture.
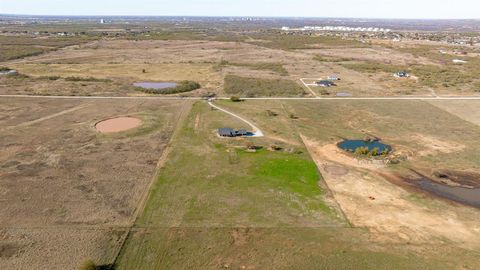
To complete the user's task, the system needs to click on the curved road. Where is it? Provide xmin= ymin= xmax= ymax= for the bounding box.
xmin=207 ymin=99 xmax=264 ymax=137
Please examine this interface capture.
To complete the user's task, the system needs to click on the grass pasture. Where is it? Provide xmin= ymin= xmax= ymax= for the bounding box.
xmin=0 ymin=97 xmax=189 ymax=269
xmin=0 ymin=35 xmax=96 ymax=62
xmin=114 ymin=100 xmax=480 ymax=270
xmin=224 ymin=75 xmax=306 ymax=97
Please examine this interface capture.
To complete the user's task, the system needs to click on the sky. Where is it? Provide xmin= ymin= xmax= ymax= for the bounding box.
xmin=1 ymin=0 xmax=480 ymax=19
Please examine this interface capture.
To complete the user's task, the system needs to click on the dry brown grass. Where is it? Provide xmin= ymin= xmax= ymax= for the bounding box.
xmin=0 ymin=97 xmax=190 ymax=269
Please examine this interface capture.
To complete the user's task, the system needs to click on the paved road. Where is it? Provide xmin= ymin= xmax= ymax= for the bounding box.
xmin=208 ymin=100 xmax=264 ymax=137
xmin=2 ymin=94 xmax=480 ymax=100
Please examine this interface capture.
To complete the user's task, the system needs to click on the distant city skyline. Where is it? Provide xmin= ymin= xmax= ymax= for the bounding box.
xmin=1 ymin=0 xmax=480 ymax=19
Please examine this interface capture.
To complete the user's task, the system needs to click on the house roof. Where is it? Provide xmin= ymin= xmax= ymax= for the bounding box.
xmin=218 ymin=128 xmax=235 ymax=136
xmin=316 ymin=80 xmax=335 ymax=86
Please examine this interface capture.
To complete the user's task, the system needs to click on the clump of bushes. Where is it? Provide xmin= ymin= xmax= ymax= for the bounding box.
xmin=353 ymin=147 xmax=390 ymax=157
xmin=137 ymin=80 xmax=201 ymax=94
xmin=79 ymin=259 xmax=96 ymax=270
xmin=65 ymin=76 xmax=112 ymax=82
xmin=0 ymin=66 xmax=11 ymax=72
xmin=266 ymin=110 xmax=278 ymax=116
xmin=230 ymin=96 xmax=242 ymax=102
xmin=39 ymin=75 xmax=61 ymax=80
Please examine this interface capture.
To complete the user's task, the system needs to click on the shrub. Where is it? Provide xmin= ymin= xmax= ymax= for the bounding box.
xmin=369 ymin=147 xmax=380 ymax=157
xmin=266 ymin=110 xmax=278 ymax=117
xmin=289 ymin=113 xmax=298 ymax=119
xmin=79 ymin=259 xmax=96 ymax=270
xmin=230 ymin=96 xmax=242 ymax=102
xmin=136 ymin=81 xmax=201 ymax=95
xmin=65 ymin=76 xmax=111 ymax=82
xmin=39 ymin=75 xmax=61 ymax=80
xmin=354 ymin=147 xmax=369 ymax=155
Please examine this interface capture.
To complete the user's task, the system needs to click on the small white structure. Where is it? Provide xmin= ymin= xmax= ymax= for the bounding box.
xmin=452 ymin=59 xmax=468 ymax=64
xmin=327 ymin=75 xmax=340 ymax=81
xmin=394 ymin=71 xmax=410 ymax=78
xmin=100 ymin=19 xmax=105 ymax=24
xmin=0 ymin=69 xmax=17 ymax=76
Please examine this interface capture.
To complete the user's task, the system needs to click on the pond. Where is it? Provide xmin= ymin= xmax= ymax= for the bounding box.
xmin=336 ymin=92 xmax=352 ymax=97
xmin=133 ymin=82 xmax=177 ymax=90
xmin=338 ymin=139 xmax=392 ymax=153
xmin=415 ymin=179 xmax=480 ymax=208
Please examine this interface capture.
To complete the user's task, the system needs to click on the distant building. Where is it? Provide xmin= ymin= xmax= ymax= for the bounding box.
xmin=316 ymin=80 xmax=335 ymax=87
xmin=0 ymin=69 xmax=17 ymax=76
xmin=100 ymin=19 xmax=105 ymax=24
xmin=394 ymin=71 xmax=410 ymax=78
xmin=452 ymin=59 xmax=468 ymax=64
xmin=327 ymin=75 xmax=340 ymax=81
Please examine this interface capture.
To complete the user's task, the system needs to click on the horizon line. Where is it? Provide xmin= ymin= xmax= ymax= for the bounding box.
xmin=1 ymin=13 xmax=480 ymax=21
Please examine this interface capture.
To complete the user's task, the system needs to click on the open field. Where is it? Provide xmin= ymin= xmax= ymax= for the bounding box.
xmin=3 ymin=37 xmax=477 ymax=97
xmin=0 ymin=97 xmax=190 ymax=269
xmin=0 ymin=35 xmax=96 ymax=62
xmin=2 ymin=20 xmax=480 ymax=269
xmin=114 ymin=100 xmax=480 ymax=269
xmin=428 ymin=100 xmax=480 ymax=126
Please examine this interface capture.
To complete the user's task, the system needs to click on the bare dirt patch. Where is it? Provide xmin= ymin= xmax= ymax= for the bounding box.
xmin=95 ymin=116 xmax=142 ymax=133
xmin=302 ymin=136 xmax=480 ymax=249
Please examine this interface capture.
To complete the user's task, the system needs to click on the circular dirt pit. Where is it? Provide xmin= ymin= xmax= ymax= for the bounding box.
xmin=95 ymin=117 xmax=142 ymax=133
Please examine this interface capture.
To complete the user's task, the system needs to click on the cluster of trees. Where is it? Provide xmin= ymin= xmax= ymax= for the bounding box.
xmin=354 ymin=147 xmax=390 ymax=157
xmin=138 ymin=81 xmax=200 ymax=94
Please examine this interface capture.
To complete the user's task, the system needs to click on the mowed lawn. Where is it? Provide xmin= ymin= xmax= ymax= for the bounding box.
xmin=115 ymin=101 xmax=459 ymax=270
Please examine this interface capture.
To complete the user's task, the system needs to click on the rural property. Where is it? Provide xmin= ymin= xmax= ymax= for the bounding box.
xmin=0 ymin=14 xmax=480 ymax=270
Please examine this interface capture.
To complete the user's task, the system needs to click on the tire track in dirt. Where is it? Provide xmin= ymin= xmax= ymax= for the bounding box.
xmin=2 ymin=103 xmax=90 ymax=131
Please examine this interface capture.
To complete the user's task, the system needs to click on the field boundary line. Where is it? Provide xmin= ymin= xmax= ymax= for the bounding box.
xmin=111 ymin=100 xmax=193 ymax=266
xmin=2 ymin=103 xmax=90 ymax=131
xmin=300 ymin=134 xmax=353 ymax=227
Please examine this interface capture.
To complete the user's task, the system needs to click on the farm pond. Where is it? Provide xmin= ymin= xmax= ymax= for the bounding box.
xmin=133 ymin=82 xmax=177 ymax=90
xmin=338 ymin=139 xmax=392 ymax=153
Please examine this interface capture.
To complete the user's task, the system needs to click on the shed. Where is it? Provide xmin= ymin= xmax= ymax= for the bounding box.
xmin=394 ymin=71 xmax=409 ymax=78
